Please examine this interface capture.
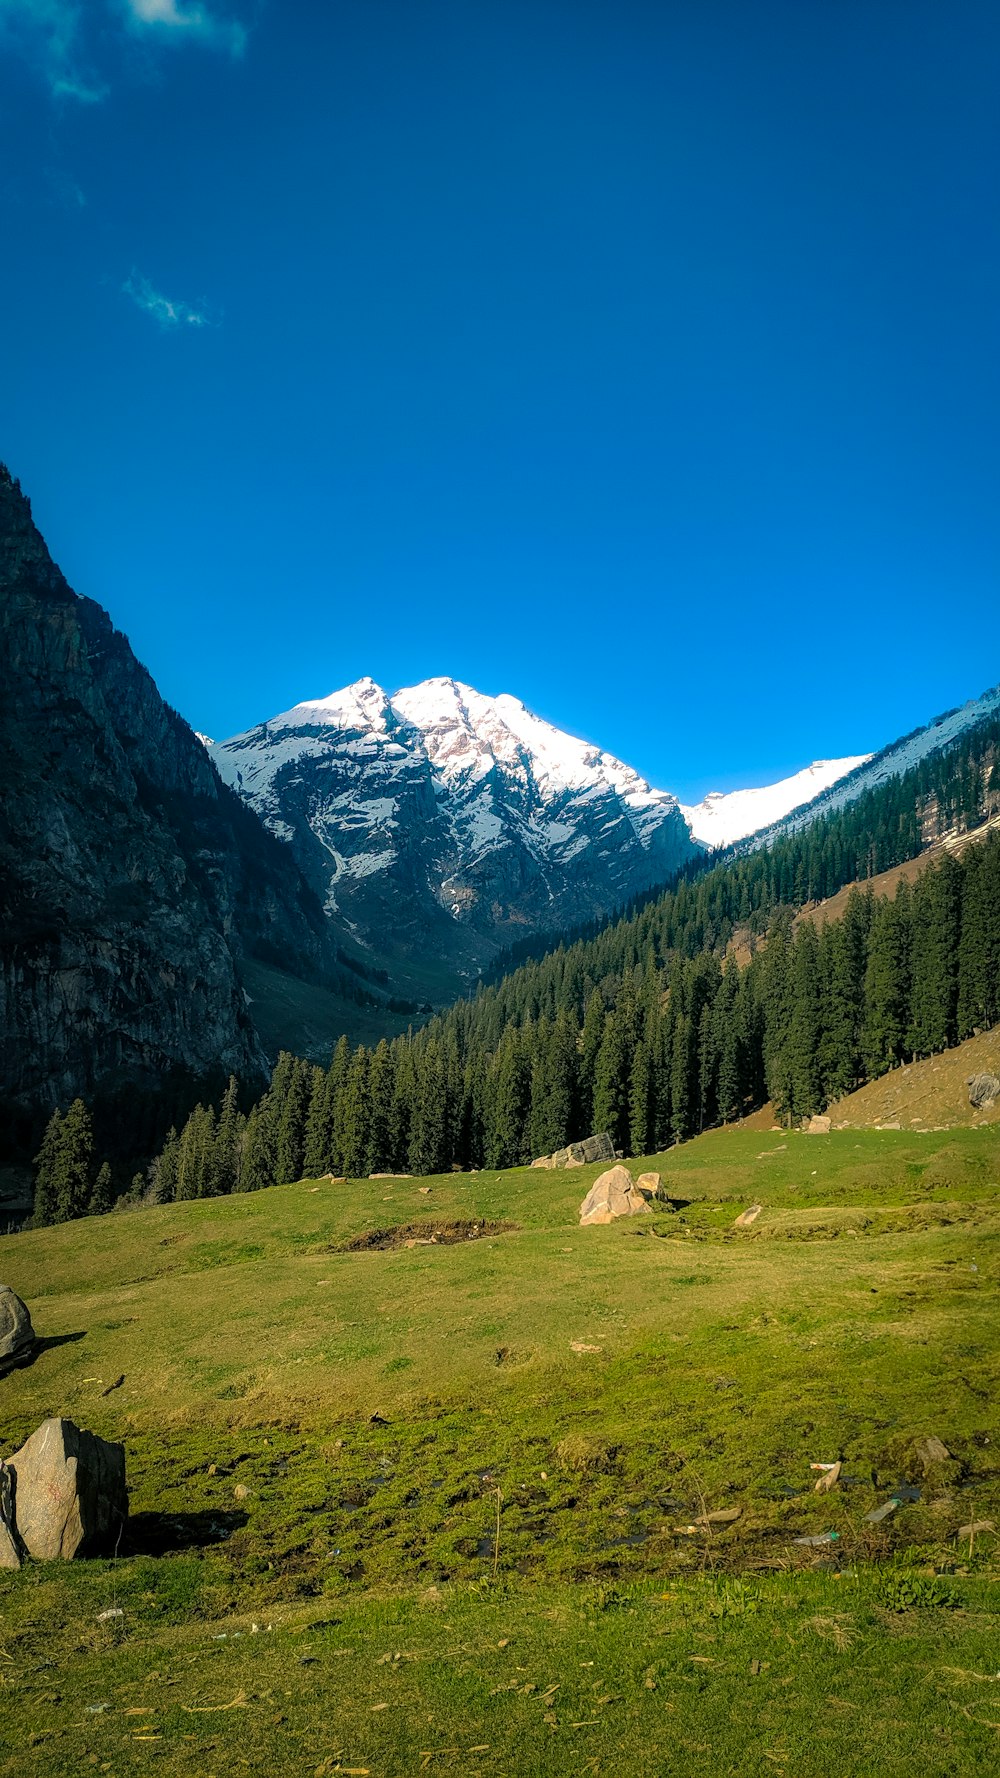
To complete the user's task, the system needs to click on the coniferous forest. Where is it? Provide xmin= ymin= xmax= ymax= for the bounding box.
xmin=32 ymin=716 xmax=1000 ymax=1222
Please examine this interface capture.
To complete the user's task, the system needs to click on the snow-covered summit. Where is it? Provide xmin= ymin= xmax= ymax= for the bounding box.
xmin=209 ymin=677 xmax=696 ymax=968
xmin=681 ymin=756 xmax=872 ymax=850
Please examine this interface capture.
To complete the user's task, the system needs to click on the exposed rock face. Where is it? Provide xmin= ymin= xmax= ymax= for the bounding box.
xmin=968 ymin=1072 xmax=1000 ymax=1110
xmin=0 ymin=1285 xmax=34 ymax=1372
xmin=7 ymin=1418 xmax=127 ymax=1560
xmin=0 ymin=466 xmax=363 ymax=1118
xmin=634 ymin=1171 xmax=668 ymax=1202
xmin=210 ymin=677 xmax=698 ymax=976
xmin=806 ymin=1114 xmax=832 ymax=1134
xmin=531 ymin=1132 xmax=616 ymax=1170
xmin=579 ymin=1165 xmax=652 ymax=1226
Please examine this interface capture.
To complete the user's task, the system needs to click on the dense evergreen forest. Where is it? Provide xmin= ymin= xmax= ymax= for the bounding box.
xmin=31 ymin=716 xmax=1000 ymax=1222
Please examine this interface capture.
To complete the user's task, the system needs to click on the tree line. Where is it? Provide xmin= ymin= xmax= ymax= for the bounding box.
xmin=33 ymin=831 xmax=999 ymax=1222
xmin=30 ymin=717 xmax=1000 ymax=1223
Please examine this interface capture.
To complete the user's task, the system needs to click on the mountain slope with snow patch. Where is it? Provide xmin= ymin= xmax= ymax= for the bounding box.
xmin=681 ymin=756 xmax=871 ymax=850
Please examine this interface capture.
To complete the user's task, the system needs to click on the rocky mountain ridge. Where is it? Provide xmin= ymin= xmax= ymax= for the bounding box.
xmin=0 ymin=468 xmax=372 ymax=1129
xmin=209 ymin=676 xmax=701 ymax=974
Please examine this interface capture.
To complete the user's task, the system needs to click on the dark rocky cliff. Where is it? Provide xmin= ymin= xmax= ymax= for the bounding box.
xmin=0 ymin=468 xmax=352 ymax=1127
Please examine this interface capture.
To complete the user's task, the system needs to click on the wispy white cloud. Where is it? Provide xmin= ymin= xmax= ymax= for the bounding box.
xmin=123 ymin=0 xmax=246 ymax=59
xmin=0 ymin=0 xmax=248 ymax=102
xmin=123 ymin=270 xmax=218 ymax=330
xmin=0 ymin=0 xmax=108 ymax=103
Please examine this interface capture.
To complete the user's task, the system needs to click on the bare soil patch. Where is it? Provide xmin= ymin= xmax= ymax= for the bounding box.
xmin=337 ymin=1219 xmax=520 ymax=1252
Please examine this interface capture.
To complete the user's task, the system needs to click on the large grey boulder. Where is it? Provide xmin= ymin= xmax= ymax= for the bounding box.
xmin=7 ymin=1418 xmax=127 ymax=1560
xmin=579 ymin=1166 xmax=652 ymax=1226
xmin=533 ymin=1132 xmax=616 ymax=1170
xmin=968 ymin=1072 xmax=1000 ymax=1110
xmin=0 ymin=1285 xmax=35 ymax=1373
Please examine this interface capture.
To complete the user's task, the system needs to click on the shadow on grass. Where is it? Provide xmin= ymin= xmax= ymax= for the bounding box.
xmin=2 ymin=1330 xmax=87 ymax=1374
xmin=125 ymin=1509 xmax=249 ymax=1555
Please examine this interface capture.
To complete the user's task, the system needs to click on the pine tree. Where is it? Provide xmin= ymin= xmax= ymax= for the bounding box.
xmin=152 ymin=1128 xmax=179 ymax=1203
xmin=713 ymin=963 xmax=743 ymax=1122
xmin=276 ymin=1057 xmax=310 ymax=1183
xmin=366 ymin=1040 xmax=397 ymax=1173
xmin=89 ymin=1161 xmax=115 ymax=1215
xmin=628 ymin=1038 xmax=652 ymax=1157
xmin=302 ymin=1066 xmax=331 ymax=1177
xmin=777 ymin=920 xmax=823 ymax=1121
xmin=861 ymin=886 xmax=913 ymax=1078
xmin=906 ymin=857 xmax=960 ymax=1057
xmin=485 ymin=1028 xmax=530 ymax=1168
xmin=52 ymin=1098 xmax=93 ymax=1223
xmin=326 ymin=1035 xmax=352 ymax=1169
xmin=214 ymin=1076 xmax=243 ymax=1194
xmin=578 ymin=990 xmax=606 ymax=1131
xmin=669 ymin=1013 xmax=696 ymax=1142
xmin=408 ymin=1041 xmax=448 ymax=1175
xmin=339 ymin=1048 xmax=372 ymax=1176
xmin=32 ymin=1108 xmax=62 ymax=1228
xmin=175 ymin=1104 xmax=217 ymax=1199
xmin=241 ymin=1106 xmax=277 ymax=1192
xmin=592 ymin=1010 xmax=628 ymax=1150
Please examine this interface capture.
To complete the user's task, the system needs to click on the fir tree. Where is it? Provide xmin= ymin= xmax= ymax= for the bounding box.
xmin=215 ymin=1076 xmax=243 ymax=1194
xmin=276 ymin=1057 xmax=310 ymax=1183
xmin=628 ymin=1038 xmax=653 ymax=1156
xmin=89 ymin=1161 xmax=115 ymax=1215
xmin=339 ymin=1048 xmax=372 ymax=1176
xmin=32 ymin=1108 xmax=62 ymax=1228
xmin=301 ymin=1066 xmax=330 ymax=1176
xmin=366 ymin=1040 xmax=397 ymax=1173
xmin=52 ymin=1098 xmax=93 ymax=1223
xmin=152 ymin=1128 xmax=179 ymax=1203
xmin=861 ymin=887 xmax=912 ymax=1078
xmin=593 ymin=1010 xmax=628 ymax=1150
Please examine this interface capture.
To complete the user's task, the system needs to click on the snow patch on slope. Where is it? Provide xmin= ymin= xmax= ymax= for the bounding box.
xmin=747 ymin=683 xmax=1000 ymax=847
xmin=681 ymin=756 xmax=872 ymax=850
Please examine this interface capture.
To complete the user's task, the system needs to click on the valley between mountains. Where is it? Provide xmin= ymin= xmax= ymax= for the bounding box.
xmin=3 ymin=469 xmax=1000 ymax=1778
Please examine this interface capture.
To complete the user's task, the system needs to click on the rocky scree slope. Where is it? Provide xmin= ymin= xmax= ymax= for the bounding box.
xmin=0 ymin=468 xmax=356 ymax=1123
xmin=210 ymin=677 xmax=701 ymax=971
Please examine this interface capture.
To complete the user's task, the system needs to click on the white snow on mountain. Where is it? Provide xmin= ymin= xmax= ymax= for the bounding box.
xmin=681 ymin=756 xmax=872 ymax=850
xmin=208 ymin=678 xmax=698 ymax=957
xmin=746 ymin=682 xmax=1000 ymax=847
xmin=208 ymin=675 xmax=1000 ymax=961
xmin=211 ymin=676 xmax=688 ymax=873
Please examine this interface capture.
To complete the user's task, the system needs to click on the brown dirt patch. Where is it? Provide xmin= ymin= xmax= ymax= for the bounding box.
xmin=337 ymin=1220 xmax=520 ymax=1252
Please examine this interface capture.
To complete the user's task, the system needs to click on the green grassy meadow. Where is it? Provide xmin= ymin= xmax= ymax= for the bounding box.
xmin=1 ymin=1126 xmax=998 ymax=1774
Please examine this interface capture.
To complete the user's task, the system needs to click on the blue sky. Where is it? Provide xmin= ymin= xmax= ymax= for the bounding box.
xmin=2 ymin=1 xmax=998 ymax=800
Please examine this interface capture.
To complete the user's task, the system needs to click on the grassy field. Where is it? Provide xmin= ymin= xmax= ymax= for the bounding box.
xmin=1 ymin=1126 xmax=998 ymax=1774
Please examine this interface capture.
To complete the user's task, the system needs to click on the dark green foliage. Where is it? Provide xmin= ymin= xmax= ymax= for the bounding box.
xmin=51 ymin=1098 xmax=93 ymax=1223
xmin=31 ymin=1108 xmax=61 ymax=1228
xmin=89 ymin=1160 xmax=115 ymax=1215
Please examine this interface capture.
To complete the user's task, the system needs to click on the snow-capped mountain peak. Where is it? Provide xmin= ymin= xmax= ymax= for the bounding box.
xmin=209 ymin=678 xmax=697 ymax=971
